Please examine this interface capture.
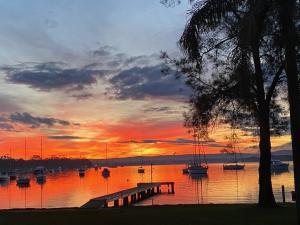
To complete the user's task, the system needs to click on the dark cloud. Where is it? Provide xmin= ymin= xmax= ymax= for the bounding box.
xmin=3 ymin=62 xmax=110 ymax=92
xmin=119 ymin=138 xmax=194 ymax=145
xmin=108 ymin=65 xmax=191 ymax=100
xmin=141 ymin=106 xmax=182 ymax=115
xmin=9 ymin=112 xmax=71 ymax=128
xmin=118 ymin=138 xmax=227 ymax=148
xmin=70 ymin=93 xmax=93 ymax=100
xmin=0 ymin=122 xmax=14 ymax=131
xmin=92 ymin=45 xmax=115 ymax=57
xmin=48 ymin=135 xmax=84 ymax=140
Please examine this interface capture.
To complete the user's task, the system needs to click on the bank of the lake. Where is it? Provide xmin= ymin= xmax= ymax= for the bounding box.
xmin=0 ymin=204 xmax=296 ymax=225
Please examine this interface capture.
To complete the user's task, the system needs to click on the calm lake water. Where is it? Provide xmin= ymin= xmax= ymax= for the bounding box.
xmin=0 ymin=162 xmax=295 ymax=209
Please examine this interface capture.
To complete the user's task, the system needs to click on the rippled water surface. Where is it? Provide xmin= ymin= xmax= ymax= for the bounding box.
xmin=0 ymin=162 xmax=294 ymax=209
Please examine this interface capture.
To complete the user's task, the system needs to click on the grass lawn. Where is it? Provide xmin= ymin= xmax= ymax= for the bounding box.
xmin=0 ymin=204 xmax=296 ymax=225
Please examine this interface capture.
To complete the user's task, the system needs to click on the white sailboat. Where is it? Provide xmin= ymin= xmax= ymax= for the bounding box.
xmin=17 ymin=139 xmax=30 ymax=187
xmin=0 ymin=172 xmax=9 ymax=183
xmin=271 ymin=160 xmax=289 ymax=172
xmin=101 ymin=143 xmax=110 ymax=178
xmin=222 ymin=130 xmax=245 ymax=170
xmin=188 ymin=130 xmax=208 ymax=176
xmin=138 ymin=148 xmax=145 ymax=174
xmin=35 ymin=137 xmax=46 ymax=184
xmin=78 ymin=168 xmax=85 ymax=177
xmin=8 ymin=146 xmax=17 ymax=180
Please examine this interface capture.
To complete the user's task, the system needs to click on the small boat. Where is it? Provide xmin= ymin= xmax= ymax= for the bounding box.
xmin=36 ymin=174 xmax=46 ymax=184
xmin=138 ymin=166 xmax=145 ymax=174
xmin=222 ymin=130 xmax=245 ymax=171
xmin=8 ymin=171 xmax=17 ymax=180
xmin=78 ymin=168 xmax=85 ymax=177
xmin=271 ymin=160 xmax=289 ymax=172
xmin=223 ymin=163 xmax=245 ymax=170
xmin=188 ymin=130 xmax=208 ymax=176
xmin=101 ymin=144 xmax=110 ymax=178
xmin=137 ymin=148 xmax=145 ymax=174
xmin=188 ymin=164 xmax=208 ymax=175
xmin=16 ymin=176 xmax=30 ymax=187
xmin=102 ymin=167 xmax=110 ymax=178
xmin=0 ymin=172 xmax=9 ymax=182
xmin=55 ymin=167 xmax=62 ymax=173
xmin=33 ymin=166 xmax=47 ymax=175
xmin=49 ymin=169 xmax=56 ymax=174
xmin=182 ymin=167 xmax=189 ymax=174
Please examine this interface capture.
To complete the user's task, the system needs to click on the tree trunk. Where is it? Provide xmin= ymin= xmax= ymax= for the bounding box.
xmin=278 ymin=0 xmax=300 ymax=223
xmin=258 ymin=106 xmax=276 ymax=207
xmin=252 ymin=43 xmax=277 ymax=207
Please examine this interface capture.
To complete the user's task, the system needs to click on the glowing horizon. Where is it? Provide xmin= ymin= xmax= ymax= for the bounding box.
xmin=0 ymin=1 xmax=291 ymax=159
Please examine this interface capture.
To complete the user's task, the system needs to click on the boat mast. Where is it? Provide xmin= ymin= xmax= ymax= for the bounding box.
xmin=40 ymin=136 xmax=43 ymax=160
xmin=105 ymin=143 xmax=108 ymax=165
xmin=24 ymin=138 xmax=27 ymax=160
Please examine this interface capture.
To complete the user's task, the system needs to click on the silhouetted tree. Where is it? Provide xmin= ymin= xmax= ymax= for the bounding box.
xmin=276 ymin=0 xmax=300 ymax=223
xmin=162 ymin=0 xmax=290 ymax=207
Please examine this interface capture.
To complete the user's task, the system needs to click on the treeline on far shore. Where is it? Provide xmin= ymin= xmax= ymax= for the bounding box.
xmin=0 ymin=158 xmax=92 ymax=171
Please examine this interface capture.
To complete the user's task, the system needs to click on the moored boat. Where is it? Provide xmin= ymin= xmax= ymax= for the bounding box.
xmin=0 ymin=172 xmax=9 ymax=182
xmin=188 ymin=164 xmax=208 ymax=175
xmin=36 ymin=173 xmax=46 ymax=184
xmin=138 ymin=166 xmax=145 ymax=174
xmin=223 ymin=163 xmax=245 ymax=170
xmin=8 ymin=171 xmax=17 ymax=180
xmin=101 ymin=144 xmax=111 ymax=178
xmin=34 ymin=166 xmax=47 ymax=175
xmin=78 ymin=168 xmax=85 ymax=177
xmin=271 ymin=160 xmax=289 ymax=172
xmin=102 ymin=167 xmax=110 ymax=177
xmin=16 ymin=176 xmax=30 ymax=187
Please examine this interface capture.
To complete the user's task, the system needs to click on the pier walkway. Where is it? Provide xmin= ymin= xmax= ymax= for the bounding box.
xmin=81 ymin=182 xmax=174 ymax=209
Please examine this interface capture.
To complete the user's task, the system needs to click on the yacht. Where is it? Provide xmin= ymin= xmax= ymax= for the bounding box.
xmin=16 ymin=176 xmax=30 ymax=187
xmin=137 ymin=148 xmax=145 ymax=174
xmin=101 ymin=144 xmax=110 ymax=178
xmin=223 ymin=163 xmax=245 ymax=170
xmin=0 ymin=172 xmax=9 ymax=182
xmin=102 ymin=167 xmax=110 ymax=177
xmin=78 ymin=168 xmax=85 ymax=177
xmin=188 ymin=164 xmax=208 ymax=175
xmin=138 ymin=166 xmax=145 ymax=174
xmin=271 ymin=160 xmax=289 ymax=172
xmin=222 ymin=131 xmax=245 ymax=170
xmin=8 ymin=171 xmax=17 ymax=180
xmin=188 ymin=132 xmax=208 ymax=176
xmin=34 ymin=166 xmax=47 ymax=175
xmin=36 ymin=173 xmax=46 ymax=184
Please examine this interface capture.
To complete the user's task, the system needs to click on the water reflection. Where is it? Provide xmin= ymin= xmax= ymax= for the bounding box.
xmin=0 ymin=163 xmax=294 ymax=209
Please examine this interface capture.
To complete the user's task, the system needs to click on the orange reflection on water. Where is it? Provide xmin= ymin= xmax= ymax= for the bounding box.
xmin=0 ymin=163 xmax=294 ymax=209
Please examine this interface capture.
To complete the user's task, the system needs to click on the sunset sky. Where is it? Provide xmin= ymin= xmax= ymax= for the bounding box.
xmin=0 ymin=0 xmax=291 ymax=159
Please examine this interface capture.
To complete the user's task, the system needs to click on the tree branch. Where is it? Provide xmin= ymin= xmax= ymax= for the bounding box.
xmin=266 ymin=62 xmax=285 ymax=104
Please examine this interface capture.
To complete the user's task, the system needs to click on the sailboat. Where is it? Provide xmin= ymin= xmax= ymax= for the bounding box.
xmin=8 ymin=146 xmax=17 ymax=180
xmin=0 ymin=172 xmax=9 ymax=183
xmin=101 ymin=143 xmax=110 ymax=178
xmin=188 ymin=131 xmax=208 ymax=175
xmin=222 ymin=131 xmax=245 ymax=170
xmin=35 ymin=137 xmax=46 ymax=184
xmin=138 ymin=148 xmax=145 ymax=174
xmin=17 ymin=139 xmax=30 ymax=187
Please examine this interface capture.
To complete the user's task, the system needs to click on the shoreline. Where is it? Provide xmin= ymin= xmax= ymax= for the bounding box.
xmin=0 ymin=203 xmax=296 ymax=225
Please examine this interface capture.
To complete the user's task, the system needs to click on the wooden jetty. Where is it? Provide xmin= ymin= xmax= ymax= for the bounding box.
xmin=81 ymin=182 xmax=175 ymax=209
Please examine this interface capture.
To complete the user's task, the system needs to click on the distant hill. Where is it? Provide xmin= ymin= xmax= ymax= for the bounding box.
xmin=90 ymin=152 xmax=290 ymax=167
xmin=90 ymin=151 xmax=293 ymax=167
xmin=0 ymin=158 xmax=92 ymax=171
